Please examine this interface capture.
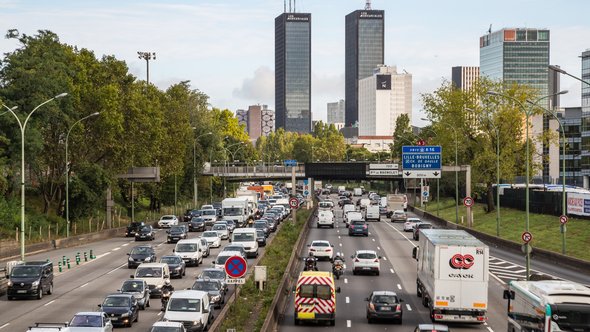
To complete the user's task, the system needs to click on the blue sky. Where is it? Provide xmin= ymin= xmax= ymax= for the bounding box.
xmin=1 ymin=0 xmax=589 ymax=126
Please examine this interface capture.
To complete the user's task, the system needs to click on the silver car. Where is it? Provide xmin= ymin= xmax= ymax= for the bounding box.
xmin=68 ymin=312 xmax=114 ymax=331
xmin=118 ymin=279 xmax=150 ymax=310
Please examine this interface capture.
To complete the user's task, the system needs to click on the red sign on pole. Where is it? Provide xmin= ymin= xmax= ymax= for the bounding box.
xmin=521 ymin=231 xmax=533 ymax=244
xmin=289 ymin=197 xmax=299 ymax=209
xmin=463 ymin=196 xmax=474 ymax=207
xmin=559 ymin=215 xmax=568 ymax=224
xmin=417 ymin=139 xmax=426 ymax=146
xmin=225 ymin=256 xmax=247 ymax=279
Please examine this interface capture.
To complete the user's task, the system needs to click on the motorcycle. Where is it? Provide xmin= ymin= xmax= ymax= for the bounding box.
xmin=161 ymin=289 xmax=172 ymax=309
xmin=332 ymin=261 xmax=344 ymax=280
xmin=303 ymin=257 xmax=318 ymax=271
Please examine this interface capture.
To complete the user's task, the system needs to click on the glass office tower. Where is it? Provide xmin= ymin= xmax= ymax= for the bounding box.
xmin=580 ymin=50 xmax=590 ymax=184
xmin=275 ymin=12 xmax=312 ymax=133
xmin=345 ymin=9 xmax=384 ymax=127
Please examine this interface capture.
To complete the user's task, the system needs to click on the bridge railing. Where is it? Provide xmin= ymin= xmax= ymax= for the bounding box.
xmin=205 ymin=164 xmax=305 ymax=177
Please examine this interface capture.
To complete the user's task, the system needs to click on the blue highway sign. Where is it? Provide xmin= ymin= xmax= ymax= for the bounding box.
xmin=402 ymin=146 xmax=442 ymax=170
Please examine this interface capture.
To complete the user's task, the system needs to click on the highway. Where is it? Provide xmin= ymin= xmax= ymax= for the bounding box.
xmin=0 ymin=222 xmax=275 ymax=331
xmin=279 ymin=192 xmax=590 ymax=331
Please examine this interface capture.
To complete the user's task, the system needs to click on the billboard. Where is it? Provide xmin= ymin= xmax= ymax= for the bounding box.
xmin=376 ymin=74 xmax=391 ymax=90
xmin=567 ymin=192 xmax=590 ymax=217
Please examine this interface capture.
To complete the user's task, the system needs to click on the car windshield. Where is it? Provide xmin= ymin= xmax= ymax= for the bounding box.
xmin=351 ymin=220 xmax=365 ymax=225
xmin=202 ymin=210 xmax=216 ymax=216
xmin=10 ymin=266 xmax=41 ymax=278
xmin=191 ymin=217 xmax=204 ymax=223
xmin=168 ymin=298 xmax=201 ymax=312
xmin=215 ymin=255 xmax=232 ymax=265
xmin=176 ymin=244 xmax=197 ymax=252
xmin=160 ymin=256 xmax=181 ymax=264
xmin=256 ymin=230 xmax=265 ymax=237
xmin=69 ymin=314 xmax=102 ymax=327
xmin=150 ymin=327 xmax=182 ymax=332
xmin=233 ymin=233 xmax=255 ymax=241
xmin=201 ymin=270 xmax=225 ymax=280
xmin=212 ymin=225 xmax=226 ymax=230
xmin=103 ymin=296 xmax=130 ymax=307
xmin=357 ymin=252 xmax=377 ymax=259
xmin=162 ymin=216 xmax=174 ymax=220
xmin=312 ymin=242 xmax=329 ymax=247
xmin=203 ymin=232 xmax=217 ymax=238
xmin=140 ymin=226 xmax=151 ymax=232
xmin=135 ymin=267 xmax=162 ymax=278
xmin=254 ymin=223 xmax=266 ymax=229
xmin=373 ymin=295 xmax=398 ymax=304
xmin=121 ymin=281 xmax=144 ymax=292
xmin=131 ymin=247 xmax=150 ymax=255
xmin=193 ymin=281 xmax=219 ymax=291
xmin=170 ymin=226 xmax=184 ymax=232
xmin=223 ymin=207 xmax=242 ymax=216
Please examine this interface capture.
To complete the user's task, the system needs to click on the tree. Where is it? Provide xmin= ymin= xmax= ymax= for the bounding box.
xmin=391 ymin=113 xmax=414 ymax=160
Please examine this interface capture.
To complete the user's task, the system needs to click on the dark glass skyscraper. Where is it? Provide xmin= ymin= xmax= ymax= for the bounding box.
xmin=345 ymin=9 xmax=384 ymax=127
xmin=275 ymin=12 xmax=311 ymax=133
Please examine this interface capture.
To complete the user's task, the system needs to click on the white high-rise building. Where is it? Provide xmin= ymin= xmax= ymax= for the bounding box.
xmin=358 ymin=65 xmax=412 ymax=136
xmin=327 ymin=99 xmax=345 ymax=125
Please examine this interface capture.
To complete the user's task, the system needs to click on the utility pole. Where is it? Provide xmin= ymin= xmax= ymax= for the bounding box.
xmin=137 ymin=51 xmax=156 ymax=84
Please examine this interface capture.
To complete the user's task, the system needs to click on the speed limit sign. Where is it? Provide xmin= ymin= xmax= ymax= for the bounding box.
xmin=289 ymin=197 xmax=299 ymax=209
xmin=463 ymin=196 xmax=474 ymax=207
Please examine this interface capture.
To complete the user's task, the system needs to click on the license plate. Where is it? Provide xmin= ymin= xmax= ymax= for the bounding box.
xmin=363 ymin=267 xmax=371 ymax=270
xmin=17 ymin=290 xmax=27 ymax=293
xmin=111 ymin=317 xmax=118 ymax=321
xmin=140 ymin=235 xmax=146 ymax=238
xmin=380 ymin=307 xmax=392 ymax=311
xmin=172 ymin=237 xmax=179 ymax=240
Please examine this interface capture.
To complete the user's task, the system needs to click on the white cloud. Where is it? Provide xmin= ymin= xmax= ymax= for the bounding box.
xmin=232 ymin=66 xmax=274 ymax=103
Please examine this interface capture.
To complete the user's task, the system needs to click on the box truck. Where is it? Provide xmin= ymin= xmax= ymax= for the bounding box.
xmin=412 ymin=229 xmax=488 ymax=323
xmin=387 ymin=194 xmax=407 ymax=212
xmin=222 ymin=197 xmax=251 ymax=227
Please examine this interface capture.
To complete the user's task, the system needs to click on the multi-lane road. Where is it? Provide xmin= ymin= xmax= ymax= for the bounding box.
xmin=0 ymin=223 xmax=273 ymax=331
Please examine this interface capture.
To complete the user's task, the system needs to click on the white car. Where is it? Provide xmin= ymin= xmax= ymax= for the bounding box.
xmin=150 ymin=321 xmax=186 ymax=332
xmin=211 ymin=223 xmax=229 ymax=240
xmin=351 ymin=250 xmax=381 ymax=276
xmin=201 ymin=204 xmax=214 ymax=210
xmin=317 ymin=210 xmax=335 ymax=228
xmin=308 ymin=240 xmax=334 ymax=260
xmin=68 ymin=312 xmax=114 ymax=331
xmin=201 ymin=230 xmax=222 ymax=248
xmin=404 ymin=218 xmax=421 ymax=232
xmin=158 ymin=215 xmax=178 ymax=228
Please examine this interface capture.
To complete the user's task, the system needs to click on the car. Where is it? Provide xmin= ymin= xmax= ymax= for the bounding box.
xmin=135 ymin=225 xmax=155 ymax=241
xmin=256 ymin=229 xmax=267 ymax=247
xmin=6 ymin=261 xmax=54 ymax=300
xmin=222 ymin=243 xmax=248 ymax=259
xmin=133 ymin=263 xmax=170 ymax=297
xmin=390 ymin=210 xmax=407 ymax=222
xmin=349 ymin=220 xmax=369 ymax=237
xmin=404 ymin=217 xmax=421 ymax=232
xmin=379 ymin=206 xmax=389 ymax=215
xmin=158 ymin=215 xmax=179 ymax=228
xmin=198 ymin=237 xmax=211 ymax=257
xmin=98 ymin=293 xmax=139 ymax=328
xmin=253 ymin=220 xmax=270 ymax=236
xmin=191 ymin=278 xmax=226 ymax=308
xmin=317 ymin=210 xmax=335 ymax=228
xmin=125 ymin=221 xmax=145 ymax=237
xmin=213 ymin=250 xmax=245 ymax=270
xmin=119 ymin=279 xmax=150 ymax=310
xmin=188 ymin=217 xmax=206 ymax=232
xmin=160 ymin=255 xmax=186 ymax=279
xmin=366 ymin=290 xmax=404 ymax=324
xmin=150 ymin=321 xmax=186 ymax=332
xmin=162 ymin=290 xmax=213 ymax=332
xmin=222 ymin=219 xmax=237 ymax=233
xmin=412 ymin=222 xmax=433 ymax=240
xmin=265 ymin=218 xmax=278 ymax=232
xmin=325 ymin=183 xmax=333 ymax=189
xmin=200 ymin=209 xmax=218 ymax=226
xmin=127 ymin=245 xmax=156 ymax=269
xmin=201 ymin=230 xmax=222 ymax=248
xmin=201 ymin=204 xmax=215 ymax=210
xmin=68 ymin=312 xmax=114 ymax=332
xmin=351 ymin=250 xmax=381 ymax=275
xmin=183 ymin=209 xmax=199 ymax=223
xmin=414 ymin=324 xmax=451 ymax=332
xmin=211 ymin=223 xmax=230 ymax=240
xmin=167 ymin=225 xmax=188 ymax=243
xmin=198 ymin=268 xmax=228 ymax=292
xmin=307 ymin=240 xmax=334 ymax=260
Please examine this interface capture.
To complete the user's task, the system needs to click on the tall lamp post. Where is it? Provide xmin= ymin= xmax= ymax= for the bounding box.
xmin=222 ymin=142 xmax=245 ymax=197
xmin=2 ymin=93 xmax=68 ymax=260
xmin=417 ymin=128 xmax=442 ymax=216
xmin=193 ymin=132 xmax=212 ymax=209
xmin=66 ymin=112 xmax=100 ymax=237
xmin=137 ymin=51 xmax=156 ymax=84
xmin=487 ymin=89 xmax=568 ymax=280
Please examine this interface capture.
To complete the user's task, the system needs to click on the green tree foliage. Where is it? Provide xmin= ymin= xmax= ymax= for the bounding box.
xmin=391 ymin=113 xmax=414 ymax=160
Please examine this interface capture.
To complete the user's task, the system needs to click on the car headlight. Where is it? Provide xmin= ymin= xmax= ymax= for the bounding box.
xmin=7 ymin=280 xmax=12 ymax=286
xmin=121 ymin=312 xmax=130 ymax=318
xmin=144 ymin=257 xmax=151 ymax=262
xmin=156 ymin=284 xmax=163 ymax=289
xmin=128 ymin=257 xmax=133 ymax=261
xmin=32 ymin=280 xmax=40 ymax=287
xmin=174 ymin=266 xmax=181 ymax=270
xmin=193 ymin=321 xmax=203 ymax=327
xmin=212 ymin=295 xmax=221 ymax=302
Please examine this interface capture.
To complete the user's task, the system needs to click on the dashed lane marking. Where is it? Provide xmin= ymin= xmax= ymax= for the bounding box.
xmin=122 ymin=243 xmax=129 ymax=247
xmin=93 ymin=252 xmax=111 ymax=260
xmin=339 ymin=243 xmax=343 ymax=247
xmin=344 ymin=278 xmax=348 ymax=284
xmin=113 ymin=247 xmax=121 ymax=251
xmin=372 ymin=238 xmax=375 ymax=242
xmin=347 ymin=320 xmax=351 ymax=328
xmin=397 ymin=284 xmax=402 ymax=290
xmin=338 ymin=236 xmax=341 ymax=239
xmin=107 ymin=263 xmax=127 ymax=274
xmin=346 ymin=297 xmax=350 ymax=304
xmin=80 ymin=282 xmax=89 ymax=288
xmin=390 ymin=268 xmax=395 ymax=274
xmin=487 ymin=327 xmax=494 ymax=332
xmin=382 ymin=257 xmax=387 ymax=261
xmin=158 ymin=311 xmax=163 ymax=316
xmin=43 ymin=300 xmax=55 ymax=307
xmin=0 ymin=323 xmax=10 ymax=330
xmin=405 ymin=304 xmax=412 ymax=311
xmin=377 ymin=246 xmax=381 ymax=250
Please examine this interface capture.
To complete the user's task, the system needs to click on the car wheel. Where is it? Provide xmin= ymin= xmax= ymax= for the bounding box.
xmin=135 ymin=313 xmax=138 ymax=322
xmin=146 ymin=298 xmax=150 ymax=308
xmin=352 ymin=270 xmax=357 ymax=275
xmin=183 ymin=268 xmax=186 ymax=276
xmin=37 ymin=288 xmax=43 ymax=300
xmin=375 ymin=271 xmax=380 ymax=276
xmin=7 ymin=296 xmax=12 ymax=301
xmin=330 ymin=319 xmax=335 ymax=326
xmin=417 ymin=284 xmax=422 ymax=297
xmin=47 ymin=283 xmax=53 ymax=295
xmin=367 ymin=317 xmax=373 ymax=324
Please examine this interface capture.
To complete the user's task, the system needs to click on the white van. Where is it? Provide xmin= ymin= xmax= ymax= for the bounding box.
xmin=163 ymin=290 xmax=213 ymax=331
xmin=337 ymin=186 xmax=346 ymax=194
xmin=342 ymin=204 xmax=356 ymax=218
xmin=174 ymin=239 xmax=203 ymax=267
xmin=231 ymin=228 xmax=258 ymax=258
xmin=213 ymin=250 xmax=244 ymax=270
xmin=317 ymin=210 xmax=335 ymax=228
xmin=134 ymin=263 xmax=170 ymax=297
xmin=359 ymin=198 xmax=371 ymax=210
xmin=353 ymin=188 xmax=363 ymax=196
xmin=366 ymin=205 xmax=380 ymax=222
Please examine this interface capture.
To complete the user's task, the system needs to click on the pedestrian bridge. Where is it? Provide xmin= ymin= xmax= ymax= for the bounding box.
xmin=203 ymin=164 xmax=306 ymax=179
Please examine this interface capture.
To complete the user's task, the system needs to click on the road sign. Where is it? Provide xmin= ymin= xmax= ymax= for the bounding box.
xmin=225 ymin=278 xmax=246 ymax=284
xmin=559 ymin=215 xmax=568 ymax=224
xmin=368 ymin=169 xmax=399 ymax=176
xmin=369 ymin=163 xmax=399 ymax=170
xmin=283 ymin=159 xmax=297 ymax=166
xmin=303 ymin=190 xmax=309 ymax=196
xmin=402 ymin=170 xmax=441 ymax=178
xmin=225 ymin=255 xmax=247 ymax=279
xmin=521 ymin=231 xmax=533 ymax=244
xmin=289 ymin=197 xmax=299 ymax=209
xmin=463 ymin=196 xmax=474 ymax=207
xmin=417 ymin=139 xmax=426 ymax=146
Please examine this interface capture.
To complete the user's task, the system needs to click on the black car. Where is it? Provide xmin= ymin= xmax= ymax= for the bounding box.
xmin=135 ymin=225 xmax=155 ymax=241
xmin=6 ymin=261 xmax=53 ymax=300
xmin=167 ymin=225 xmax=188 ymax=243
xmin=99 ymin=293 xmax=139 ymax=327
xmin=197 ymin=268 xmax=227 ymax=292
xmin=339 ymin=199 xmax=353 ymax=207
xmin=183 ymin=209 xmax=198 ymax=222
xmin=192 ymin=279 xmax=226 ymax=308
xmin=256 ymin=229 xmax=267 ymax=247
xmin=125 ymin=221 xmax=145 ymax=237
xmin=366 ymin=290 xmax=404 ymax=324
xmin=265 ymin=219 xmax=277 ymax=232
xmin=188 ymin=217 xmax=206 ymax=232
xmin=127 ymin=245 xmax=157 ymax=269
xmin=253 ymin=220 xmax=270 ymax=236
xmin=349 ymin=220 xmax=369 ymax=237
xmin=413 ymin=222 xmax=433 ymax=240
xmin=160 ymin=255 xmax=186 ymax=278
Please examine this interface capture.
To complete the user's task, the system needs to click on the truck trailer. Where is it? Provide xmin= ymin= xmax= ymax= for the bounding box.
xmin=412 ymin=229 xmax=488 ymax=323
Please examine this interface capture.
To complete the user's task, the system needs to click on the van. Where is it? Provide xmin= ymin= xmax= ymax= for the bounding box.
xmin=317 ymin=210 xmax=335 ymax=228
xmin=163 ymin=290 xmax=213 ymax=331
xmin=174 ymin=239 xmax=203 ymax=267
xmin=133 ymin=262 xmax=170 ymax=297
xmin=366 ymin=205 xmax=380 ymax=222
xmin=293 ymin=271 xmax=340 ymax=326
xmin=359 ymin=198 xmax=371 ymax=210
xmin=213 ymin=250 xmax=244 ymax=270
xmin=231 ymin=228 xmax=259 ymax=258
xmin=7 ymin=261 xmax=53 ymax=300
xmin=337 ymin=186 xmax=346 ymax=195
xmin=353 ymin=188 xmax=363 ymax=196
xmin=342 ymin=204 xmax=356 ymax=218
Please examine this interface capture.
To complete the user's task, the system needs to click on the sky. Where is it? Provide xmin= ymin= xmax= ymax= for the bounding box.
xmin=1 ymin=0 xmax=589 ymax=127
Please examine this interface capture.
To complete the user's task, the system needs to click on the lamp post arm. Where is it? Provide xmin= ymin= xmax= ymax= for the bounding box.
xmin=2 ymin=104 xmax=23 ymax=131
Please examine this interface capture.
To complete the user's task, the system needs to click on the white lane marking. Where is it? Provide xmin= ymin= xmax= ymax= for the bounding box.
xmin=107 ymin=263 xmax=127 ymax=274
xmin=487 ymin=327 xmax=494 ymax=332
xmin=405 ymin=304 xmax=412 ymax=311
xmin=377 ymin=246 xmax=381 ymax=250
xmin=368 ymin=232 xmax=372 ymax=235
xmin=344 ymin=278 xmax=348 ymax=284
xmin=122 ymin=243 xmax=129 ymax=247
xmin=397 ymin=284 xmax=402 ymax=290
xmin=157 ymin=243 xmax=164 ymax=247
xmin=0 ymin=323 xmax=10 ymax=330
xmin=489 ymin=272 xmax=506 ymax=285
xmin=346 ymin=296 xmax=350 ymax=304
xmin=113 ymin=247 xmax=121 ymax=251
xmin=158 ymin=311 xmax=163 ymax=316
xmin=347 ymin=320 xmax=351 ymax=328
xmin=44 ymin=300 xmax=55 ymax=307
xmin=81 ymin=282 xmax=89 ymax=288
xmin=338 ymin=236 xmax=341 ymax=239
xmin=339 ymin=243 xmax=343 ymax=247
xmin=382 ymin=257 xmax=387 ymax=261
xmin=93 ymin=252 xmax=111 ymax=259
xmin=390 ymin=268 xmax=395 ymax=274
xmin=372 ymin=238 xmax=375 ymax=242
xmin=337 ymin=230 xmax=340 ymax=233
xmin=382 ymin=221 xmax=416 ymax=247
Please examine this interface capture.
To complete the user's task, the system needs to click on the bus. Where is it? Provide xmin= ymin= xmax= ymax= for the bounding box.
xmin=504 ymin=280 xmax=590 ymax=331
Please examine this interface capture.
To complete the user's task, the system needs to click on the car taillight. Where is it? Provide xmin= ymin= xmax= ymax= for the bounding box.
xmin=310 ymin=248 xmax=316 ymax=251
xmin=477 ymin=316 xmax=487 ymax=321
xmin=354 ymin=258 xmax=360 ymax=262
xmin=396 ymin=304 xmax=401 ymax=311
xmin=326 ymin=248 xmax=332 ymax=251
xmin=369 ymin=303 xmax=375 ymax=310
xmin=363 ymin=225 xmax=367 ymax=229
xmin=374 ymin=258 xmax=379 ymax=262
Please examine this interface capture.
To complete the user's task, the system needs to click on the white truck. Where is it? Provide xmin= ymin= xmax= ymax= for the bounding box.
xmin=412 ymin=229 xmax=489 ymax=323
xmin=235 ymin=190 xmax=258 ymax=219
xmin=387 ymin=194 xmax=407 ymax=212
xmin=222 ymin=197 xmax=251 ymax=227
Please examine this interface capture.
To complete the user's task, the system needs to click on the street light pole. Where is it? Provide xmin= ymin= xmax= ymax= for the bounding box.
xmin=2 ymin=93 xmax=68 ymax=261
xmin=137 ymin=51 xmax=156 ymax=84
xmin=488 ymin=89 xmax=568 ymax=280
xmin=222 ymin=142 xmax=245 ymax=198
xmin=193 ymin=132 xmax=212 ymax=209
xmin=65 ymin=112 xmax=100 ymax=237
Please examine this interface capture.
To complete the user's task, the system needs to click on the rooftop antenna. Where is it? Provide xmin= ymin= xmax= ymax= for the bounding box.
xmin=488 ymin=24 xmax=492 ymax=34
xmin=294 ymin=0 xmax=296 ymax=12
xmin=284 ymin=0 xmax=286 ymax=13
xmin=289 ymin=0 xmax=292 ymax=13
xmin=365 ymin=0 xmax=371 ymax=10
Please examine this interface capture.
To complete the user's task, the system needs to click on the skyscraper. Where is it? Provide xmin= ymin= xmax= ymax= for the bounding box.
xmin=345 ymin=7 xmax=384 ymax=127
xmin=580 ymin=50 xmax=590 ymax=186
xmin=480 ymin=28 xmax=550 ymax=178
xmin=451 ymin=66 xmax=480 ymax=91
xmin=235 ymin=105 xmax=275 ymax=141
xmin=275 ymin=12 xmax=312 ymax=133
xmin=327 ymin=99 xmax=345 ymax=125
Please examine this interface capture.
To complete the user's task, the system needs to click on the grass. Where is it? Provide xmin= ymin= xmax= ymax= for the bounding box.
xmin=219 ymin=208 xmax=312 ymax=332
xmin=427 ymin=197 xmax=590 ymax=261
